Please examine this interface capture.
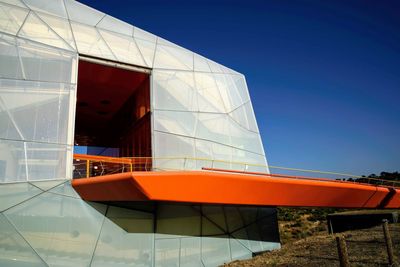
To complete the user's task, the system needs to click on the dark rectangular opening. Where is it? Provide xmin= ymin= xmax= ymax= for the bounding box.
xmin=74 ymin=59 xmax=151 ymax=158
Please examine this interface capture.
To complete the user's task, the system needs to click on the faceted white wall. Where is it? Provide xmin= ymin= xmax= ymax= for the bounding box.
xmin=0 ymin=181 xmax=280 ymax=267
xmin=0 ymin=0 xmax=268 ymax=183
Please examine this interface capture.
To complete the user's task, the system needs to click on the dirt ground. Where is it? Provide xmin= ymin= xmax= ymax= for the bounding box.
xmin=224 ymin=224 xmax=400 ymax=267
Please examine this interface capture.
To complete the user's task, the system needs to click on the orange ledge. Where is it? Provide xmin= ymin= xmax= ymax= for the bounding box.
xmin=71 ymin=171 xmax=400 ymax=209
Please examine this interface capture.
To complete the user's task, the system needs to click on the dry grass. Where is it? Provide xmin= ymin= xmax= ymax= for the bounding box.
xmin=224 ymin=224 xmax=400 ymax=267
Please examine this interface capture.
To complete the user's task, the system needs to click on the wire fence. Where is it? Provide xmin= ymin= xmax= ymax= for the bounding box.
xmin=72 ymin=154 xmax=400 ymax=189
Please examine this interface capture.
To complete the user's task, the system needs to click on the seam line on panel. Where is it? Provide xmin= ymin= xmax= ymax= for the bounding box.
xmin=2 ymin=214 xmax=50 ymax=267
xmin=96 ymin=27 xmax=117 ymax=60
xmin=63 ymin=0 xmax=79 ymax=51
xmin=31 ymin=11 xmax=75 ymax=51
xmin=0 ymin=137 xmax=73 ymax=147
xmin=0 ymin=97 xmax=25 ymax=140
xmin=0 ymin=76 xmax=76 ymax=85
xmin=95 ymin=14 xmax=107 ymax=27
xmin=15 ymin=9 xmax=30 ymax=36
xmin=88 ymin=205 xmax=109 ymax=266
xmin=153 ymin=130 xmax=266 ymax=157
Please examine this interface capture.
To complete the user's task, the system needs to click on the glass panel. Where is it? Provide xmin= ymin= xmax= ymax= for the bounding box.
xmin=243 ymin=101 xmax=259 ymax=132
xmin=36 ymin=11 xmax=76 ymax=50
xmin=153 ymin=131 xmax=195 ymax=171
xmin=224 ymin=207 xmax=244 ymax=233
xmin=18 ymin=37 xmax=77 ymax=83
xmin=71 ymin=22 xmax=116 ymax=60
xmin=0 ymin=3 xmax=28 ymax=35
xmin=152 ymin=70 xmax=197 ymax=112
xmin=231 ymin=148 xmax=267 ymax=172
xmin=25 ymin=142 xmax=72 ymax=180
xmin=0 ymin=139 xmax=26 ymax=183
xmin=201 ymin=206 xmax=227 ymax=232
xmin=22 ymin=0 xmax=67 ymax=18
xmin=29 ymin=179 xmax=66 ymax=191
xmin=201 ymin=236 xmax=231 ymax=266
xmin=0 ymin=214 xmax=46 ymax=267
xmin=4 ymin=192 xmax=107 ymax=267
xmin=156 ymin=204 xmax=200 ymax=238
xmin=195 ymin=72 xmax=226 ymax=113
xmin=0 ymin=79 xmax=72 ymax=144
xmin=0 ymin=182 xmax=41 ymax=211
xmin=0 ymin=34 xmax=24 ymax=80
xmin=154 ymin=110 xmax=197 ymax=138
xmin=229 ymin=238 xmax=252 ymax=261
xmin=135 ymin=38 xmax=156 ymax=68
xmin=133 ymin=27 xmax=157 ymax=43
xmin=18 ymin=12 xmax=73 ymax=50
xmin=99 ymin=29 xmax=146 ymax=67
xmin=0 ymin=0 xmax=26 ymax=8
xmin=214 ymin=73 xmax=245 ymax=112
xmin=228 ymin=117 xmax=264 ymax=154
xmin=48 ymin=180 xmax=80 ymax=198
xmin=153 ymin=44 xmax=193 ymax=71
xmin=196 ymin=113 xmax=231 ymax=147
xmin=91 ymin=206 xmax=153 ymax=267
xmin=193 ymin=53 xmax=211 ymax=72
xmin=64 ymin=0 xmax=105 ymax=26
xmin=97 ymin=15 xmax=133 ymax=36
xmin=180 ymin=237 xmax=201 ymax=267
xmin=154 ymin=238 xmax=180 ymax=267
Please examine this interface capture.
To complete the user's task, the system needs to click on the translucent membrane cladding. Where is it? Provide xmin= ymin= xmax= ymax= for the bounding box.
xmin=0 ymin=3 xmax=29 ymax=35
xmin=18 ymin=11 xmax=73 ymax=51
xmin=71 ymin=22 xmax=115 ymax=60
xmin=4 ymin=192 xmax=107 ymax=266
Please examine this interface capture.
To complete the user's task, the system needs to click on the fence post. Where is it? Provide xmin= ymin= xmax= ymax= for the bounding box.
xmin=86 ymin=159 xmax=90 ymax=178
xmin=382 ymin=219 xmax=395 ymax=266
xmin=336 ymin=235 xmax=350 ymax=267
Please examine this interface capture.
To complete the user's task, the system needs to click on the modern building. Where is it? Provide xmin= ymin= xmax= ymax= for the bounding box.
xmin=0 ymin=0 xmax=281 ymax=266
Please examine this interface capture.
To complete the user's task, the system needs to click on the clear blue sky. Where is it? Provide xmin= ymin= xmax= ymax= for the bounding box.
xmin=80 ymin=0 xmax=400 ymax=177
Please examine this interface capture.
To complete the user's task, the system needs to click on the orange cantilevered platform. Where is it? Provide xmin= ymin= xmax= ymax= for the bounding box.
xmin=71 ymin=170 xmax=400 ymax=209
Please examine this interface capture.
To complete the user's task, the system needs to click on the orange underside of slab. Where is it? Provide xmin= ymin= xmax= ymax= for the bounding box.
xmin=71 ymin=171 xmax=400 ymax=209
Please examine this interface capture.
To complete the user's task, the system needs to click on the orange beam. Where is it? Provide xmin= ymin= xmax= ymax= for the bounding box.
xmin=71 ymin=171 xmax=400 ymax=209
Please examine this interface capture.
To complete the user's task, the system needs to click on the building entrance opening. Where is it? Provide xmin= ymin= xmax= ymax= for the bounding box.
xmin=74 ymin=58 xmax=151 ymax=158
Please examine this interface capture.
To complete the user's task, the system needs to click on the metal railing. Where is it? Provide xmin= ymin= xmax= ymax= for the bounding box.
xmin=72 ymin=154 xmax=400 ymax=189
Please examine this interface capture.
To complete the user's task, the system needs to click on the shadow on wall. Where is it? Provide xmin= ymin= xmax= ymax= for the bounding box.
xmin=103 ymin=201 xmax=280 ymax=243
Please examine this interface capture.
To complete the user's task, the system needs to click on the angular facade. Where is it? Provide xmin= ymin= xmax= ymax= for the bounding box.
xmin=0 ymin=0 xmax=280 ymax=266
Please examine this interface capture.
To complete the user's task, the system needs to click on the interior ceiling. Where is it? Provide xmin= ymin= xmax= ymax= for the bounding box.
xmin=75 ymin=60 xmax=149 ymax=145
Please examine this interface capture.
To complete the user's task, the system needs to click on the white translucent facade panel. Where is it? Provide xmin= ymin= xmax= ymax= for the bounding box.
xmin=0 ymin=79 xmax=74 ymax=144
xmin=64 ymin=0 xmax=105 ymax=26
xmin=18 ymin=12 xmax=73 ymax=50
xmin=154 ymin=110 xmax=197 ymax=138
xmin=22 ymin=0 xmax=68 ymax=18
xmin=71 ymin=22 xmax=116 ymax=60
xmin=0 ymin=34 xmax=24 ymax=79
xmin=4 ymin=193 xmax=107 ymax=267
xmin=99 ymin=29 xmax=147 ymax=67
xmin=196 ymin=113 xmax=231 ymax=146
xmin=180 ymin=237 xmax=202 ymax=267
xmin=29 ymin=179 xmax=66 ymax=191
xmin=152 ymin=70 xmax=197 ymax=112
xmin=0 ymin=0 xmax=26 ymax=8
xmin=48 ymin=180 xmax=80 ymax=198
xmin=0 ymin=2 xmax=28 ymax=35
xmin=36 ymin=11 xmax=76 ymax=50
xmin=135 ymin=38 xmax=156 ymax=68
xmin=25 ymin=142 xmax=72 ymax=180
xmin=91 ymin=206 xmax=153 ymax=267
xmin=193 ymin=53 xmax=211 ymax=72
xmin=230 ymin=101 xmax=259 ymax=133
xmin=229 ymin=238 xmax=252 ymax=261
xmin=134 ymin=27 xmax=157 ymax=43
xmin=17 ymin=37 xmax=77 ymax=83
xmin=201 ymin=236 xmax=231 ymax=267
xmin=97 ymin=15 xmax=133 ymax=36
xmin=153 ymin=131 xmax=195 ymax=170
xmin=0 ymin=139 xmax=26 ymax=182
xmin=194 ymin=72 xmax=226 ymax=113
xmin=214 ymin=74 xmax=248 ymax=112
xmin=153 ymin=43 xmax=194 ymax=71
xmin=154 ymin=238 xmax=180 ymax=267
xmin=0 ymin=213 xmax=47 ymax=266
xmin=0 ymin=182 xmax=41 ymax=211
